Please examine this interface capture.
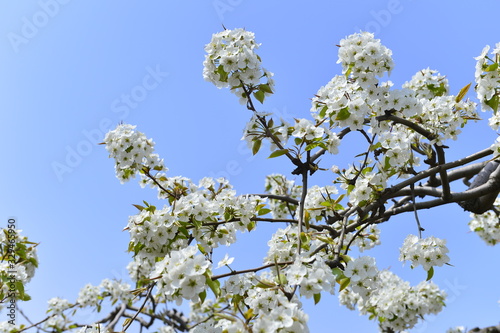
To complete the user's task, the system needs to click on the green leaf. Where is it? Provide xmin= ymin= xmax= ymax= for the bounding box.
xmin=486 ymin=94 xmax=500 ymax=113
xmin=316 ymin=235 xmax=334 ymax=244
xmin=133 ymin=242 xmax=145 ymax=255
xmin=426 ymin=266 xmax=434 ymax=281
xmin=426 ymin=82 xmax=447 ymax=97
xmin=198 ymin=289 xmax=207 ymax=304
xmin=224 ymin=209 xmax=234 ymax=221
xmin=259 ymin=83 xmax=273 ymax=94
xmin=267 ymin=118 xmax=274 ymax=128
xmin=313 ymin=293 xmax=321 ymax=305
xmin=335 ymin=107 xmax=351 ymax=121
xmin=294 ymin=137 xmax=303 ymax=145
xmin=304 ymin=210 xmax=310 ymax=230
xmin=252 ymin=139 xmax=262 ymax=155
xmin=277 ymin=273 xmax=287 ymax=285
xmin=305 ymin=142 xmax=322 ymax=151
xmin=216 ymin=65 xmax=228 ymax=82
xmin=345 ymin=63 xmax=354 ymax=78
xmin=246 ymin=220 xmax=256 ymax=232
xmin=384 ymin=156 xmax=391 ymax=170
xmin=258 ymin=208 xmax=271 ymax=216
xmin=455 ymin=82 xmax=471 ymax=102
xmin=243 ymin=308 xmax=255 ymax=320
xmin=178 ymin=226 xmax=190 ymax=238
xmin=145 ymin=205 xmax=156 ymax=213
xmin=255 ymin=280 xmax=276 ymax=289
xmin=254 ymin=90 xmax=265 ymax=104
xmin=332 ymin=267 xmax=345 ymax=279
xmin=122 ymin=318 xmax=132 ymax=328
xmin=339 ymin=277 xmax=350 ymax=292
xmin=206 ymin=275 xmax=221 ymax=297
xmin=319 ymin=105 xmax=328 ymax=118
xmin=268 ymin=149 xmax=289 ymax=159
xmin=320 ymin=200 xmax=332 ymax=207
xmin=300 ymin=232 xmax=310 ymax=245
xmin=486 ymin=62 xmax=499 ymax=72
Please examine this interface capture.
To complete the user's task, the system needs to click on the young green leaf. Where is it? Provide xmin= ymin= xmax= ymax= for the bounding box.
xmin=426 ymin=266 xmax=434 ymax=281
xmin=252 ymin=139 xmax=262 ymax=155
xmin=336 ymin=107 xmax=351 ymax=121
xmin=258 ymin=208 xmax=271 ymax=216
xmin=313 ymin=293 xmax=321 ymax=305
xmin=259 ymin=83 xmax=273 ymax=94
xmin=268 ymin=149 xmax=289 ymax=159
xmin=486 ymin=94 xmax=499 ymax=113
xmin=206 ymin=275 xmax=221 ymax=297
xmin=254 ymin=90 xmax=265 ymax=104
xmin=455 ymin=82 xmax=471 ymax=102
xmin=339 ymin=277 xmax=350 ymax=292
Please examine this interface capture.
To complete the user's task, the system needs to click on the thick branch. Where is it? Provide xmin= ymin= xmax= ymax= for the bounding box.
xmin=375 ymin=112 xmax=438 ymax=141
xmin=384 ymin=174 xmax=500 ymax=217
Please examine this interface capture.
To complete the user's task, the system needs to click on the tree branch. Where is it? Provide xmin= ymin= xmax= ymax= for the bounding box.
xmin=252 ymin=194 xmax=299 ymax=205
xmin=123 ymin=283 xmax=156 ymax=332
xmin=212 ymin=261 xmax=293 ymax=280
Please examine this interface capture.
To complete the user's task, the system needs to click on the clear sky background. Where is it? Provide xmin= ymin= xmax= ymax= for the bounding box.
xmin=2 ymin=1 xmax=500 ymax=332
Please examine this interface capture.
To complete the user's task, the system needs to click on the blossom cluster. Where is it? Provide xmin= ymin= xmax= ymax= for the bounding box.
xmin=468 ymin=198 xmax=500 ymax=245
xmin=203 ymin=28 xmax=274 ymax=104
xmin=286 ymin=256 xmax=336 ymax=299
xmin=38 ymin=279 xmax=132 ymax=331
xmin=310 ymin=32 xmax=479 ymax=207
xmin=103 ymin=124 xmax=164 ymax=184
xmin=340 ymin=256 xmax=446 ymax=331
xmin=192 ymin=271 xmax=310 ymax=333
xmin=264 ymin=174 xmax=301 ymax=219
xmin=151 ymin=246 xmax=211 ymax=305
xmin=338 ymin=159 xmax=389 ymax=206
xmin=76 ymin=279 xmax=132 ymax=308
xmin=399 ymin=234 xmax=450 ymax=271
xmin=402 ymin=68 xmax=449 ymax=100
xmin=337 ymin=31 xmax=394 ymax=80
xmin=0 ymin=322 xmax=21 ymax=333
xmin=44 ymin=298 xmax=73 ymax=330
xmin=125 ymin=175 xmax=265 ymax=285
xmin=475 ymin=43 xmax=500 ymax=113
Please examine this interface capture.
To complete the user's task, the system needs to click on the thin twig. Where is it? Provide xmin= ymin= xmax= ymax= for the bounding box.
xmin=212 ymin=261 xmax=294 ymax=280
xmin=410 ymin=183 xmax=424 ymax=238
xmin=143 ymin=168 xmax=177 ymax=199
xmin=251 ymin=194 xmax=299 ymax=205
xmin=123 ymin=282 xmax=156 ymax=332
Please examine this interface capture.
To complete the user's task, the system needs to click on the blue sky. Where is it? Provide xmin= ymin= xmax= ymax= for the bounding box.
xmin=2 ymin=0 xmax=500 ymax=331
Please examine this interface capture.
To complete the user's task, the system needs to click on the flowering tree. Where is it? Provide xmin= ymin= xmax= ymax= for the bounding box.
xmin=3 ymin=28 xmax=500 ymax=333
